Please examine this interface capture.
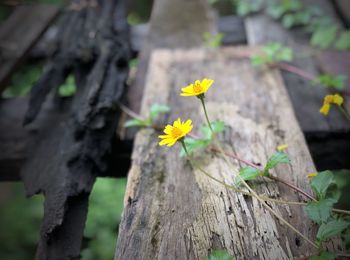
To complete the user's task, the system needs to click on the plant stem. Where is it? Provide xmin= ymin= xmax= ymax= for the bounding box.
xmin=338 ymin=106 xmax=350 ymax=123
xmin=198 ymin=98 xmax=319 ymax=249
xmin=210 ymin=147 xmax=316 ymax=201
xmin=118 ymin=102 xmax=145 ymax=121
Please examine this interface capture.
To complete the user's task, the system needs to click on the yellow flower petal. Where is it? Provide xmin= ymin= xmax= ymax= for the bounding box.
xmin=307 ymin=172 xmax=317 ymax=178
xmin=277 ymin=144 xmax=288 ymax=151
xmin=333 ymin=94 xmax=343 ymax=106
xmin=320 ymin=103 xmax=330 ymax=116
xmin=324 ymin=95 xmax=334 ymax=104
xmin=180 ymin=78 xmax=214 ymax=97
xmin=158 ymin=118 xmax=193 ymax=147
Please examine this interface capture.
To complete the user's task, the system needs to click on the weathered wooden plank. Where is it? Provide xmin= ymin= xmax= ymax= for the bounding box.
xmin=0 ymin=4 xmax=60 ymax=93
xmin=245 ymin=0 xmax=350 ymax=134
xmin=115 ymin=47 xmax=343 ymax=259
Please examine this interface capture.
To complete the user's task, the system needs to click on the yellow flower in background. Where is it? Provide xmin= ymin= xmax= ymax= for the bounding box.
xmin=319 ymin=93 xmax=344 ymax=116
xmin=159 ymin=118 xmax=193 ymax=147
xmin=307 ymin=172 xmax=317 ymax=178
xmin=320 ymin=103 xmax=330 ymax=115
xmin=333 ymin=94 xmax=343 ymax=106
xmin=180 ymin=78 xmax=214 ymax=97
xmin=277 ymin=144 xmax=288 ymax=151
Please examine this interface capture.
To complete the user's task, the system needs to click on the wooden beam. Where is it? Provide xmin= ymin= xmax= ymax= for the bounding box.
xmin=115 ymin=47 xmax=343 ymax=259
xmin=245 ymin=0 xmax=350 ymax=134
xmin=0 ymin=4 xmax=60 ymax=93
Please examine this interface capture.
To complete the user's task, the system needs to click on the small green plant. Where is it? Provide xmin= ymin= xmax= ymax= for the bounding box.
xmin=2 ymin=64 xmax=42 ymax=98
xmin=236 ymin=152 xmax=290 ymax=185
xmin=203 ymin=32 xmax=224 ymax=49
xmin=180 ymin=120 xmax=225 ymax=156
xmin=124 ymin=104 xmax=170 ymax=128
xmin=251 ymin=42 xmax=293 ymax=65
xmin=312 ymin=74 xmax=347 ymax=90
xmin=205 ymin=250 xmax=234 ymax=260
xmin=58 ymin=75 xmax=76 ymax=97
xmin=234 ymin=0 xmax=263 ymax=16
xmin=127 ymin=13 xmax=142 ymax=25
xmin=335 ymin=31 xmax=350 ymax=50
xmin=129 ymin=58 xmax=139 ymax=69
xmin=266 ymin=0 xmax=302 ymax=19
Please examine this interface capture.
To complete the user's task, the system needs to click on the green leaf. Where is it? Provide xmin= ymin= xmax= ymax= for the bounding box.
xmin=58 ymin=75 xmax=76 ymax=97
xmin=310 ymin=171 xmax=335 ymax=200
xmin=309 ymin=251 xmax=336 ymax=260
xmin=317 ymin=219 xmax=349 ymax=242
xmin=236 ymin=167 xmax=261 ymax=185
xmin=335 ymin=30 xmax=350 ymax=50
xmin=149 ymin=104 xmax=170 ymax=121
xmin=235 ymin=0 xmax=263 ymax=16
xmin=205 ymin=250 xmax=234 ymax=260
xmin=311 ymin=25 xmax=338 ymax=49
xmin=180 ymin=138 xmax=210 ymax=157
xmin=265 ymin=152 xmax=290 ymax=172
xmin=124 ymin=118 xmax=149 ymax=128
xmin=313 ymin=74 xmax=346 ymax=90
xmin=250 ymin=55 xmax=269 ymax=66
xmin=304 ymin=198 xmax=337 ymax=224
xmin=211 ymin=121 xmax=225 ymax=133
xmin=129 ymin=58 xmax=139 ymax=68
xmin=199 ymin=121 xmax=225 ymax=140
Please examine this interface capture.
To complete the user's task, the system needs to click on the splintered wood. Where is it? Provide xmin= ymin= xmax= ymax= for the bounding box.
xmin=115 ymin=48 xmax=342 ymax=259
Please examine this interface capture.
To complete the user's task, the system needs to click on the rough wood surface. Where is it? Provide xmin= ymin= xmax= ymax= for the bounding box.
xmin=19 ymin=1 xmax=130 ymax=259
xmin=245 ymin=0 xmax=350 ymax=134
xmin=115 ymin=48 xmax=343 ymax=259
xmin=0 ymin=4 xmax=59 ymax=93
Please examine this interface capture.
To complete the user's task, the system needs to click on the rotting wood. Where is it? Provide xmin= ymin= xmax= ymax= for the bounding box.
xmin=115 ymin=47 xmax=344 ymax=259
xmin=0 ymin=4 xmax=59 ymax=93
xmin=19 ymin=0 xmax=130 ymax=259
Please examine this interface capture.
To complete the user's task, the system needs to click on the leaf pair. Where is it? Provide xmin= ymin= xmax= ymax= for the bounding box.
xmin=251 ymin=42 xmax=293 ymax=66
xmin=180 ymin=121 xmax=225 ymax=156
xmin=236 ymin=152 xmax=290 ymax=185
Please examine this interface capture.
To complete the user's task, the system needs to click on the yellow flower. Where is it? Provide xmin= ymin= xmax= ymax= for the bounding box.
xmin=277 ymin=144 xmax=288 ymax=151
xmin=180 ymin=78 xmax=214 ymax=97
xmin=320 ymin=103 xmax=330 ymax=115
xmin=307 ymin=172 xmax=317 ymax=178
xmin=320 ymin=93 xmax=344 ymax=116
xmin=333 ymin=94 xmax=343 ymax=106
xmin=324 ymin=95 xmax=334 ymax=104
xmin=159 ymin=118 xmax=193 ymax=147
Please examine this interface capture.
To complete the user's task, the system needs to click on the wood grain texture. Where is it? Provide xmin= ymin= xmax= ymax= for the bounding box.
xmin=115 ymin=48 xmax=343 ymax=259
xmin=245 ymin=0 xmax=350 ymax=133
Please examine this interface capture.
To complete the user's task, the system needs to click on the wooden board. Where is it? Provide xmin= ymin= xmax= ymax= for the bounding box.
xmin=245 ymin=0 xmax=350 ymax=134
xmin=115 ymin=47 xmax=343 ymax=259
xmin=0 ymin=4 xmax=59 ymax=93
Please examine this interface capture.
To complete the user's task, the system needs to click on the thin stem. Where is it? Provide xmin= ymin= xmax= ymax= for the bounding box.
xmin=211 ymin=146 xmax=316 ymax=201
xmin=118 ymin=102 xmax=145 ymax=121
xmin=198 ymin=99 xmax=318 ymax=249
xmin=272 ymin=62 xmax=315 ymax=81
xmin=200 ymin=97 xmax=213 ymax=132
xmin=338 ymin=106 xmax=350 ymax=123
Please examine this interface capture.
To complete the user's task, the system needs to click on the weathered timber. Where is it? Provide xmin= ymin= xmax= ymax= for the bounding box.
xmin=245 ymin=0 xmax=350 ymax=170
xmin=20 ymin=0 xmax=130 ymax=259
xmin=245 ymin=0 xmax=350 ymax=134
xmin=124 ymin=0 xmax=216 ymax=138
xmin=115 ymin=48 xmax=343 ymax=259
xmin=0 ymin=4 xmax=59 ymax=93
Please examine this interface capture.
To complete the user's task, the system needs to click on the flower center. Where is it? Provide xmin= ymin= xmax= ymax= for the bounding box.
xmin=193 ymin=83 xmax=203 ymax=93
xmin=172 ymin=127 xmax=183 ymax=138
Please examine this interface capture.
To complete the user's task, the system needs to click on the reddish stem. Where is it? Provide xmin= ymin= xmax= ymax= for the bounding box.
xmin=211 ymin=147 xmax=316 ymax=201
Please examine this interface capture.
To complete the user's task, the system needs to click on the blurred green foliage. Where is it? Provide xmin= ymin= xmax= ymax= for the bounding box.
xmin=0 ymin=183 xmax=43 ymax=260
xmin=82 ymin=178 xmax=127 ymax=260
xmin=2 ymin=64 xmax=43 ymax=98
xmin=0 ymin=178 xmax=127 ymax=259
